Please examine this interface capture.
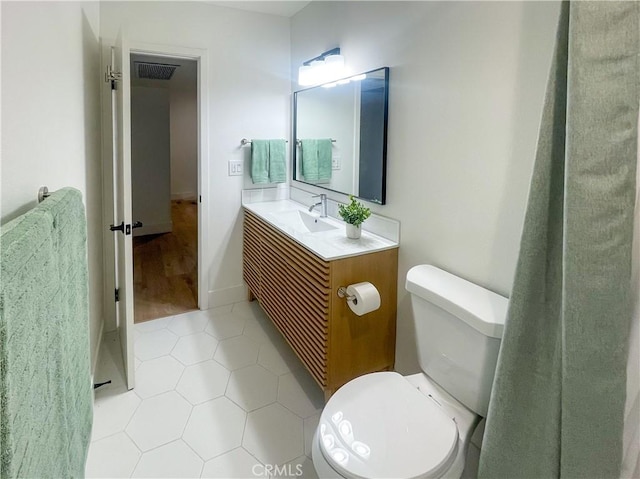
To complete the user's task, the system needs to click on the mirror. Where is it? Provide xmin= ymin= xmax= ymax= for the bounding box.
xmin=293 ymin=67 xmax=389 ymax=204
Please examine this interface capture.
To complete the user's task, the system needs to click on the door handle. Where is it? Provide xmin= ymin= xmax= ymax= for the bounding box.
xmin=110 ymin=221 xmax=142 ymax=235
xmin=109 ymin=222 xmax=125 ymax=233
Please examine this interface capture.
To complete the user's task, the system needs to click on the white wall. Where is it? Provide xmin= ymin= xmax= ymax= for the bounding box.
xmin=131 ymin=86 xmax=172 ymax=236
xmin=291 ymin=1 xmax=562 ymax=373
xmin=170 ymin=74 xmax=198 ymax=200
xmin=100 ymin=1 xmax=291 ymax=309
xmin=130 ymin=54 xmax=198 ymax=202
xmin=1 ymin=1 xmax=104 ymax=370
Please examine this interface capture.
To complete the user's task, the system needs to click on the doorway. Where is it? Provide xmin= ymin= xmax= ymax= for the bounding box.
xmin=129 ymin=53 xmax=199 ymax=323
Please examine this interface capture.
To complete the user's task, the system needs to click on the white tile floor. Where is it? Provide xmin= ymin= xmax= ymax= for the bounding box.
xmin=86 ymin=301 xmax=324 ymax=478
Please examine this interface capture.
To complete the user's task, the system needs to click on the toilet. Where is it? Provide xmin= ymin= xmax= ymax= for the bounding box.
xmin=312 ymin=265 xmax=508 ymax=479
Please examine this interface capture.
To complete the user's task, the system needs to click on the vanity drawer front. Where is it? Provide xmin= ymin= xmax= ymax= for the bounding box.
xmin=244 ymin=211 xmax=330 ymax=387
xmin=242 ymin=213 xmax=263 ymax=296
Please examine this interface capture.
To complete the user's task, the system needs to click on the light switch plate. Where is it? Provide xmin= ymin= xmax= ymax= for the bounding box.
xmin=332 ymin=155 xmax=341 ymax=170
xmin=229 ymin=160 xmax=243 ymax=176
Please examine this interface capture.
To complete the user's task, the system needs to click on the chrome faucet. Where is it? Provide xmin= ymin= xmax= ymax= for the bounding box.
xmin=309 ymin=194 xmax=328 ymax=218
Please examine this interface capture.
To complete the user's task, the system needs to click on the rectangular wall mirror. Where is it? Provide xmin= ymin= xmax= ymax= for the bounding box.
xmin=293 ymin=67 xmax=389 ymax=204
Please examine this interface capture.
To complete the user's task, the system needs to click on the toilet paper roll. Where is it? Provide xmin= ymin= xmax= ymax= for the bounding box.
xmin=346 ymin=282 xmax=381 ymax=316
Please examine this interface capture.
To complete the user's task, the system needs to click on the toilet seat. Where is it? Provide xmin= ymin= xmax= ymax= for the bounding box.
xmin=318 ymin=372 xmax=459 ymax=479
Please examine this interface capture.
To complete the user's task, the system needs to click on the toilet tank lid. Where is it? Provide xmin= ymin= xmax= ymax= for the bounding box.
xmin=406 ymin=265 xmax=508 ymax=338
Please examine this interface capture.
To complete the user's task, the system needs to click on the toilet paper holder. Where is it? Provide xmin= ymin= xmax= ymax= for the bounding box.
xmin=337 ymin=286 xmax=357 ymax=304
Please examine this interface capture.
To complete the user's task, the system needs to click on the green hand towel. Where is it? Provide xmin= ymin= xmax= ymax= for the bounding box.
xmin=268 ymin=139 xmax=286 ymax=183
xmin=251 ymin=139 xmax=269 ymax=184
xmin=300 ymin=139 xmax=319 ymax=182
xmin=317 ymin=138 xmax=333 ymax=182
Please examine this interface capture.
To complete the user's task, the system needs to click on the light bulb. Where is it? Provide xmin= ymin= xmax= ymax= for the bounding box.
xmin=324 ymin=54 xmax=345 ymax=82
xmin=298 ymin=65 xmax=313 ymax=86
xmin=310 ymin=59 xmax=327 ymax=84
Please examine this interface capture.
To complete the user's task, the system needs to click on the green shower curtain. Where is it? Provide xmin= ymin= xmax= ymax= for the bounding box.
xmin=478 ymin=2 xmax=639 ymax=478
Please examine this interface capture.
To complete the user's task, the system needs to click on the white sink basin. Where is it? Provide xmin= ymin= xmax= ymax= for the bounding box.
xmin=269 ymin=210 xmax=338 ymax=233
xmin=243 ymin=199 xmax=399 ymax=261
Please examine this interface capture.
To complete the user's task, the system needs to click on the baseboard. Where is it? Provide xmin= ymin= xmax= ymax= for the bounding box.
xmin=171 ymin=192 xmax=197 ymax=201
xmin=132 ymin=222 xmax=173 ymax=237
xmin=208 ymin=284 xmax=248 ymax=308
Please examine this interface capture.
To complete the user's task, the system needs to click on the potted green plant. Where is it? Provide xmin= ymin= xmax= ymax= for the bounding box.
xmin=338 ymin=195 xmax=371 ymax=239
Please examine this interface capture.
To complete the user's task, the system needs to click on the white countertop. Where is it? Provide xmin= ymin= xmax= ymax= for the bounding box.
xmin=242 ymin=199 xmax=399 ymax=261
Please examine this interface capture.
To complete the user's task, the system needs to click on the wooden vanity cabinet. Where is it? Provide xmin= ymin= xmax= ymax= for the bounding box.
xmin=243 ymin=210 xmax=398 ymax=399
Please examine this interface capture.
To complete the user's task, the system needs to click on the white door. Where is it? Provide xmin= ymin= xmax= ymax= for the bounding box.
xmin=109 ymin=29 xmax=135 ymax=390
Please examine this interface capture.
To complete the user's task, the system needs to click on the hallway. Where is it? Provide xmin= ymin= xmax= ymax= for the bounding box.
xmin=133 ymin=200 xmax=198 ymax=323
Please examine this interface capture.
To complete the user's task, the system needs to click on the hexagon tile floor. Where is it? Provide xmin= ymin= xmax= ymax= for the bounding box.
xmin=86 ymin=301 xmax=324 ymax=478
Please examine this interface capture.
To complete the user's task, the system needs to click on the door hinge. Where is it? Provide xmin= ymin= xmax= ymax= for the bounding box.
xmin=105 ymin=65 xmax=122 ymax=89
xmin=114 ymin=288 xmax=120 ymax=302
xmin=199 ymin=195 xmax=202 ymax=203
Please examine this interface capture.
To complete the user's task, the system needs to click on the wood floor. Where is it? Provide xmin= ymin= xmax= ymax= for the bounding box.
xmin=133 ymin=200 xmax=198 ymax=323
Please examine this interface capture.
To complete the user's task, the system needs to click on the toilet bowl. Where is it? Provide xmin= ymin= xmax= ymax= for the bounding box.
xmin=311 ymin=265 xmax=508 ymax=479
xmin=311 ymin=372 xmax=477 ymax=479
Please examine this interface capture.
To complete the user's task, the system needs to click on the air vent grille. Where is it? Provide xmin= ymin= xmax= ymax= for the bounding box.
xmin=134 ymin=61 xmax=179 ymax=80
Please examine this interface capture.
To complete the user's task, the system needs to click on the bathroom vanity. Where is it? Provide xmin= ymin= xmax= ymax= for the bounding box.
xmin=242 ymin=199 xmax=398 ymax=399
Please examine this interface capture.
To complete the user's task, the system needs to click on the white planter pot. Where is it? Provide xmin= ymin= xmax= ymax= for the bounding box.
xmin=346 ymin=223 xmax=361 ymax=239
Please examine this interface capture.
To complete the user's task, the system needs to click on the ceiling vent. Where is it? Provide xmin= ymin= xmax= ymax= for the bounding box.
xmin=134 ymin=61 xmax=179 ymax=80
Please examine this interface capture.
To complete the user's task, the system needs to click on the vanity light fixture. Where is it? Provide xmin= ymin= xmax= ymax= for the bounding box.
xmin=321 ymin=72 xmax=368 ymax=89
xmin=298 ymin=47 xmax=345 ymax=87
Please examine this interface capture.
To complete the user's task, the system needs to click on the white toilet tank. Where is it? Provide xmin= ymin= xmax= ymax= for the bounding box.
xmin=405 ymin=265 xmax=508 ymax=417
